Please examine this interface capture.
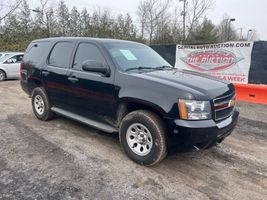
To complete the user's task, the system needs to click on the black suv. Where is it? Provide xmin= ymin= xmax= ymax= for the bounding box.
xmin=21 ymin=37 xmax=239 ymax=166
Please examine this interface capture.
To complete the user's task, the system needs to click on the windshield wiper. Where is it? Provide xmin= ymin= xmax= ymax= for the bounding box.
xmin=125 ymin=65 xmax=174 ymax=72
xmin=125 ymin=66 xmax=156 ymax=72
xmin=154 ymin=65 xmax=174 ymax=70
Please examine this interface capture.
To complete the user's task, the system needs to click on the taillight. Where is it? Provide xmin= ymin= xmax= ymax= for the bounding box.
xmin=20 ymin=63 xmax=22 ymax=80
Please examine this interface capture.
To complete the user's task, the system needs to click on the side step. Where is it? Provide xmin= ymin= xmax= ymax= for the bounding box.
xmin=51 ymin=107 xmax=118 ymax=133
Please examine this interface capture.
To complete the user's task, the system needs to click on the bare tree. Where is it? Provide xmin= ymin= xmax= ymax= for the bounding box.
xmin=0 ymin=0 xmax=23 ymax=22
xmin=216 ymin=15 xmax=238 ymax=42
xmin=247 ymin=30 xmax=259 ymax=42
xmin=186 ymin=0 xmax=214 ymax=41
xmin=33 ymin=0 xmax=56 ymax=37
xmin=137 ymin=0 xmax=171 ymax=43
xmin=216 ymin=16 xmax=229 ymax=42
xmin=137 ymin=0 xmax=148 ymax=38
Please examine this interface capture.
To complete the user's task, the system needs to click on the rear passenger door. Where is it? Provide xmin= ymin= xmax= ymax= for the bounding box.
xmin=43 ymin=41 xmax=75 ymax=109
xmin=67 ymin=42 xmax=116 ymax=123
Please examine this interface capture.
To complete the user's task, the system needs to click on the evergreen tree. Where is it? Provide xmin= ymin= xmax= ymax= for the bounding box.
xmin=115 ymin=14 xmax=124 ymax=39
xmin=18 ymin=0 xmax=31 ymax=35
xmin=80 ymin=8 xmax=90 ymax=37
xmin=90 ymin=11 xmax=100 ymax=37
xmin=69 ymin=6 xmax=82 ymax=36
xmin=57 ymin=1 xmax=70 ymax=36
xmin=189 ymin=18 xmax=218 ymax=43
xmin=98 ymin=10 xmax=112 ymax=38
xmin=45 ymin=7 xmax=57 ymax=37
xmin=0 ymin=0 xmax=244 ymax=51
xmin=123 ymin=14 xmax=136 ymax=40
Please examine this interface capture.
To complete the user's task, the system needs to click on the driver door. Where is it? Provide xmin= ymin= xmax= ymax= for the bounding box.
xmin=67 ymin=42 xmax=116 ymax=123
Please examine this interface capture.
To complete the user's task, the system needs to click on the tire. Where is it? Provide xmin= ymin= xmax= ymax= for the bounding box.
xmin=119 ymin=110 xmax=167 ymax=166
xmin=0 ymin=70 xmax=6 ymax=81
xmin=31 ymin=87 xmax=54 ymax=121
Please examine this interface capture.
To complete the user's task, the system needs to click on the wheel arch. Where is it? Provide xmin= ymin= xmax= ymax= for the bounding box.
xmin=116 ymin=98 xmax=167 ymax=126
xmin=27 ymin=77 xmax=45 ymax=96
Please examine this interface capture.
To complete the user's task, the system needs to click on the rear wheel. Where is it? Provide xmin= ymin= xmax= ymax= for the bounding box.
xmin=0 ymin=70 xmax=6 ymax=81
xmin=119 ymin=110 xmax=167 ymax=166
xmin=31 ymin=87 xmax=54 ymax=121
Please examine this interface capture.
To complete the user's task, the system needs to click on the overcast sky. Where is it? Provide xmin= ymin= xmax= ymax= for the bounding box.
xmin=29 ymin=0 xmax=267 ymax=40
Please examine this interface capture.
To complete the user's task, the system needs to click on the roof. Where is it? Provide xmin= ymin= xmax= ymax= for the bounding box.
xmin=0 ymin=52 xmax=24 ymax=54
xmin=32 ymin=37 xmax=142 ymax=45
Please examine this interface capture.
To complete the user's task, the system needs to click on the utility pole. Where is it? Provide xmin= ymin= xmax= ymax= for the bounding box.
xmin=227 ymin=18 xmax=235 ymax=41
xmin=180 ymin=0 xmax=186 ymax=42
xmin=247 ymin=29 xmax=252 ymax=41
xmin=223 ymin=19 xmax=228 ymax=42
xmin=236 ymin=28 xmax=243 ymax=40
xmin=239 ymin=28 xmax=243 ymax=40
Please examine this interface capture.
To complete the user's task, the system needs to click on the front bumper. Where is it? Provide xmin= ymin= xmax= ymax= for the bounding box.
xmin=166 ymin=108 xmax=239 ymax=152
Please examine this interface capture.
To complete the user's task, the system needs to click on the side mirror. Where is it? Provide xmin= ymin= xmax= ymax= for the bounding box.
xmin=82 ymin=60 xmax=110 ymax=76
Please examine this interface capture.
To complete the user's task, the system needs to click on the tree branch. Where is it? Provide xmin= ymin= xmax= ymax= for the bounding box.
xmin=0 ymin=0 xmax=23 ymax=21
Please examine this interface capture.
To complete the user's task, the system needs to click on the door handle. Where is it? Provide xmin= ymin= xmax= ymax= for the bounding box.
xmin=68 ymin=76 xmax=79 ymax=83
xmin=42 ymin=71 xmax=50 ymax=76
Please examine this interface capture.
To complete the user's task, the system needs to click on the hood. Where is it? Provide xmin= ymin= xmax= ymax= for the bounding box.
xmin=130 ymin=69 xmax=233 ymax=100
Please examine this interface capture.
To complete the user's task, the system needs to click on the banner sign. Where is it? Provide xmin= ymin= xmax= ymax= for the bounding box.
xmin=175 ymin=42 xmax=254 ymax=84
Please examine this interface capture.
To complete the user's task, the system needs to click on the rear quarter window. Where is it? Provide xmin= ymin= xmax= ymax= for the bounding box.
xmin=24 ymin=41 xmax=51 ymax=65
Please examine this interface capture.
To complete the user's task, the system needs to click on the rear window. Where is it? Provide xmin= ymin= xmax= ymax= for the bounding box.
xmin=24 ymin=41 xmax=50 ymax=65
xmin=48 ymin=42 xmax=74 ymax=68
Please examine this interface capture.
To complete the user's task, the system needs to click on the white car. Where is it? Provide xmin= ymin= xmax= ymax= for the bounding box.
xmin=0 ymin=52 xmax=24 ymax=81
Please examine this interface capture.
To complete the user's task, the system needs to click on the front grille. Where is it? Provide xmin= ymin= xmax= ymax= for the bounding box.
xmin=213 ymin=92 xmax=236 ymax=121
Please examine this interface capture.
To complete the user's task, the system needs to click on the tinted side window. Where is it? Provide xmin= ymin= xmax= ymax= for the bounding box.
xmin=48 ymin=42 xmax=74 ymax=68
xmin=73 ymin=43 xmax=106 ymax=71
xmin=24 ymin=41 xmax=50 ymax=64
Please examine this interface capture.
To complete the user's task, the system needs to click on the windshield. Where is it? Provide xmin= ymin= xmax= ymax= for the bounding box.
xmin=0 ymin=54 xmax=11 ymax=63
xmin=105 ymin=42 xmax=171 ymax=71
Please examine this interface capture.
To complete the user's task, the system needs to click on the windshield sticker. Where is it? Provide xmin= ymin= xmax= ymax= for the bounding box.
xmin=120 ymin=49 xmax=137 ymax=60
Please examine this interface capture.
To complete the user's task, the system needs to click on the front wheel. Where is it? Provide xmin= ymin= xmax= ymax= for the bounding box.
xmin=0 ymin=70 xmax=6 ymax=81
xmin=119 ymin=110 xmax=167 ymax=166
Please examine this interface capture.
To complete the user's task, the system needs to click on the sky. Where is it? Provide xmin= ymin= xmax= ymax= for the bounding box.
xmin=28 ymin=0 xmax=267 ymax=40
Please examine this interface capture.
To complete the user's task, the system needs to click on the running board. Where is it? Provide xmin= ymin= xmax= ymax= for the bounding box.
xmin=51 ymin=107 xmax=118 ymax=133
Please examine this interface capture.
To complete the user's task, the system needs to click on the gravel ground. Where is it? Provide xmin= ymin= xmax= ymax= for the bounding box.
xmin=0 ymin=80 xmax=266 ymax=200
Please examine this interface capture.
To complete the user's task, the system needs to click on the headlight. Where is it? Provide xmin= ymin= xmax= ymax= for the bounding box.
xmin=179 ymin=99 xmax=211 ymax=120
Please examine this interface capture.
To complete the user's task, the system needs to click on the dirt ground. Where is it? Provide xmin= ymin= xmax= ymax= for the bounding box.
xmin=0 ymin=80 xmax=266 ymax=200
